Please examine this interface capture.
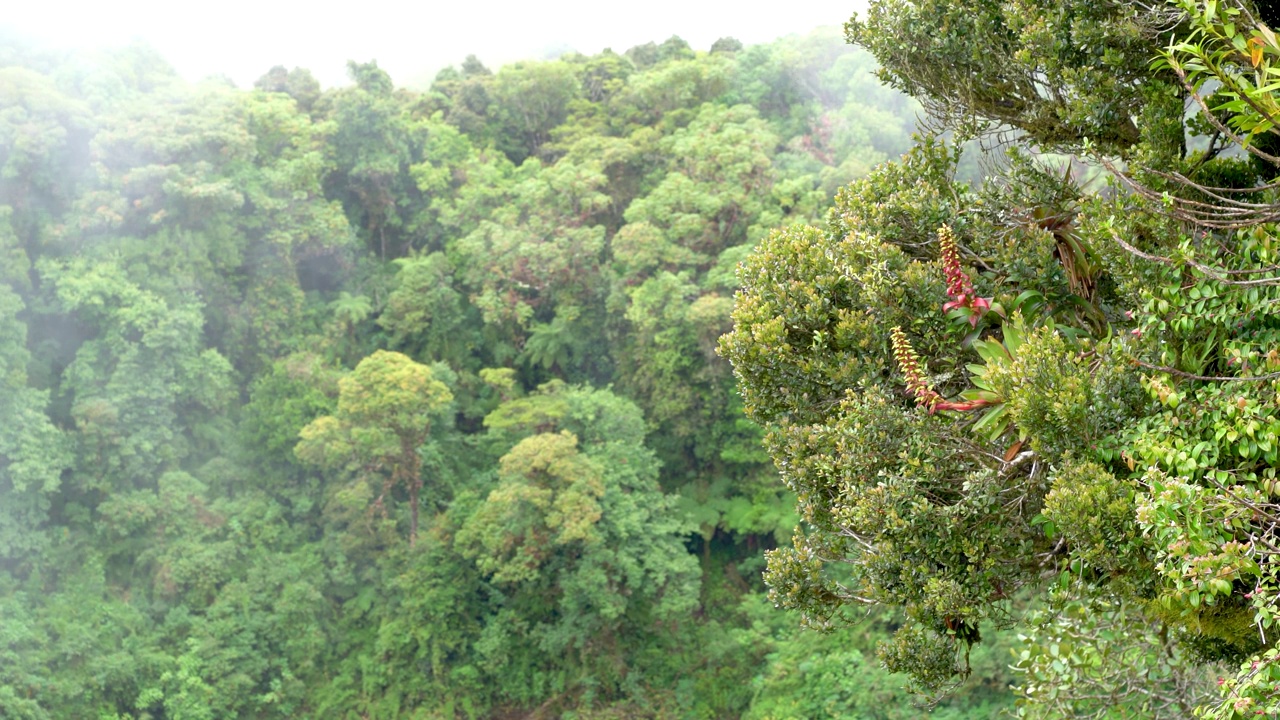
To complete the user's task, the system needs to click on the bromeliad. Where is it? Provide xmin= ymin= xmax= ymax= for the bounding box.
xmin=939 ymin=225 xmax=991 ymax=326
xmin=891 ymin=325 xmax=999 ymax=415
xmin=891 ymin=326 xmax=943 ymax=410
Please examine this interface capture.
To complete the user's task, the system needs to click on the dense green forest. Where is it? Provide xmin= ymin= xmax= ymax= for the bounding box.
xmin=15 ymin=0 xmax=1280 ymax=716
xmin=0 ymin=25 xmax=1020 ymax=720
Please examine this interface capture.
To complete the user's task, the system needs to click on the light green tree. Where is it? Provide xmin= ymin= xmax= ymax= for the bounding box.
xmin=297 ymin=350 xmax=453 ymax=547
xmin=456 ymin=383 xmax=700 ymax=709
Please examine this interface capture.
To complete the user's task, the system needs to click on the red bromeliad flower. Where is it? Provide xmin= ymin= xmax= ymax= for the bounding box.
xmin=931 ymin=397 xmax=998 ymax=413
xmin=892 ymin=326 xmax=997 ymax=415
xmin=940 ymin=225 xmax=970 ymax=298
xmin=891 ymin=326 xmax=942 ymax=409
xmin=938 ymin=225 xmax=991 ymax=326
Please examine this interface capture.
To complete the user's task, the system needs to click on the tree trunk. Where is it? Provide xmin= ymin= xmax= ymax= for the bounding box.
xmin=401 ymin=436 xmax=425 ymax=548
xmin=409 ymin=476 xmax=420 ymax=548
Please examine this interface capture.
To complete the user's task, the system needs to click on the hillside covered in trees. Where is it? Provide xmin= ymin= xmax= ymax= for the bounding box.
xmin=0 ymin=26 xmax=1025 ymax=720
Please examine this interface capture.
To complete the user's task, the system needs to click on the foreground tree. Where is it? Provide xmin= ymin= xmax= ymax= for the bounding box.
xmin=724 ymin=0 xmax=1280 ymax=715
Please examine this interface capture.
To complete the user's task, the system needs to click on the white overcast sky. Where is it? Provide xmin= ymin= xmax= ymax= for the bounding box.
xmin=3 ymin=1 xmax=867 ymax=88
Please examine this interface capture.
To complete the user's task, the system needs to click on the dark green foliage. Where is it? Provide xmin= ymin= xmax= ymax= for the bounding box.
xmin=846 ymin=0 xmax=1162 ymax=152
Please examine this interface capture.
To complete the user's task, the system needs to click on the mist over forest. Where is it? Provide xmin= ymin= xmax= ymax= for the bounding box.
xmin=1 ymin=1 xmax=866 ymax=88
xmin=11 ymin=1 xmax=1280 ymax=718
xmin=0 ymin=21 xmax=1022 ymax=719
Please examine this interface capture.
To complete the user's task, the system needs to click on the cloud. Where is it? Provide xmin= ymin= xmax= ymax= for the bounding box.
xmin=3 ymin=0 xmax=866 ymax=87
